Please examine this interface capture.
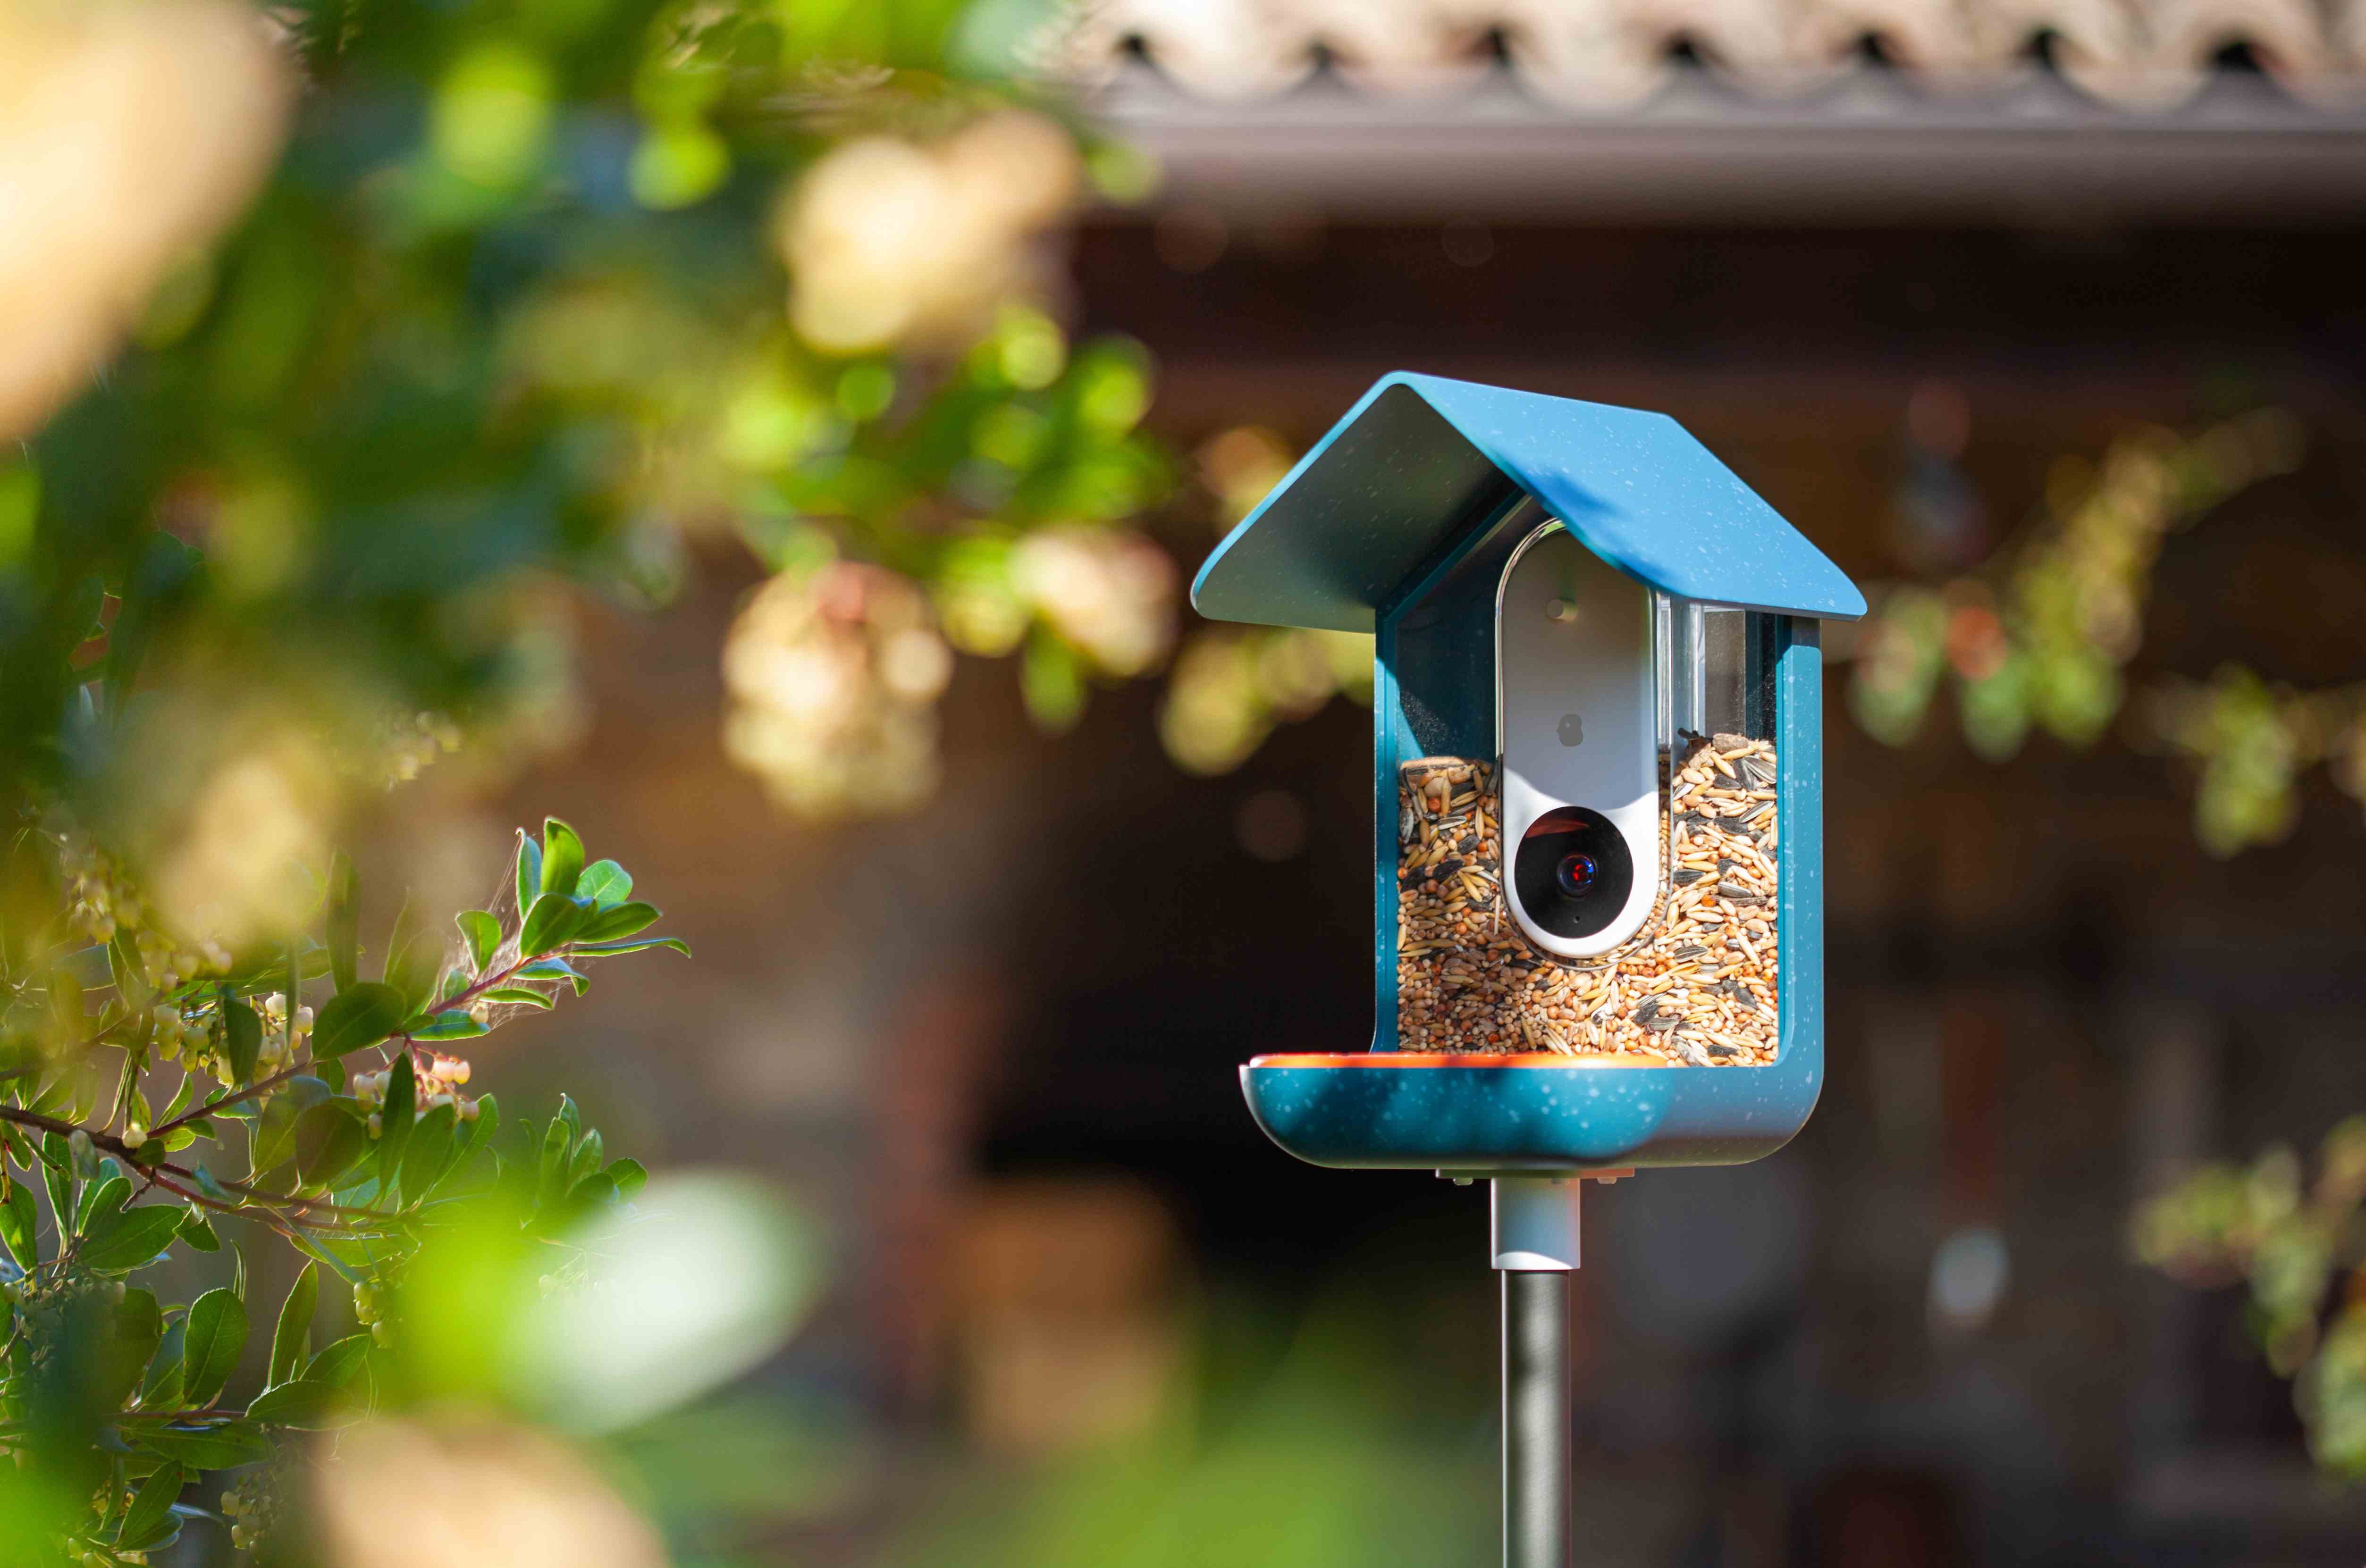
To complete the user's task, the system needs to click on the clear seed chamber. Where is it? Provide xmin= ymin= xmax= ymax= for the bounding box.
xmin=1390 ymin=519 xmax=1784 ymax=1064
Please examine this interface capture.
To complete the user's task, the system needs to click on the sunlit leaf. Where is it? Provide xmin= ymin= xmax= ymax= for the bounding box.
xmin=0 ymin=1179 xmax=36 ymax=1271
xmin=79 ymin=1202 xmax=184 ymax=1273
xmin=131 ymin=1424 xmax=268 ymax=1469
xmin=224 ymin=998 xmax=262 ymax=1083
xmin=456 ymin=910 xmax=502 ymax=973
xmin=410 ymin=1010 xmax=488 ymax=1042
xmin=572 ymin=936 xmax=690 ymax=958
xmin=605 ymin=1158 xmax=648 ymax=1202
xmin=377 ymin=1053 xmax=415 ymax=1191
xmin=115 ymin=1460 xmax=184 ymax=1551
xmin=269 ymin=1263 xmax=318 ymax=1388
xmin=539 ymin=818 xmax=585 ymax=898
xmin=328 ymin=851 xmax=359 ymax=995
xmin=176 ymin=1208 xmax=221 ymax=1251
xmin=390 ymin=1103 xmax=454 ymax=1198
xmin=520 ymin=892 xmax=588 ymax=956
xmin=576 ymin=901 xmax=659 ymax=942
xmin=305 ymin=1332 xmax=371 ymax=1388
xmin=77 ymin=1174 xmax=130 ymax=1234
xmin=515 ymin=830 xmax=542 ymax=917
xmin=311 ymin=982 xmax=404 ymax=1060
xmin=246 ymin=1377 xmax=350 ymax=1428
xmin=182 ymin=1287 xmax=248 ymax=1406
xmin=294 ymin=1103 xmax=370 ymax=1191
xmin=574 ymin=859 xmax=631 ymax=907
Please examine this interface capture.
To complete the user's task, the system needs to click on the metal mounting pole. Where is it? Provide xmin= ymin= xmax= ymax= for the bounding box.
xmin=1493 ymin=1177 xmax=1578 ymax=1568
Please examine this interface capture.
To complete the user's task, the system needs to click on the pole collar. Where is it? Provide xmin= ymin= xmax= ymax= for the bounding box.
xmin=1491 ymin=1176 xmax=1581 ymax=1270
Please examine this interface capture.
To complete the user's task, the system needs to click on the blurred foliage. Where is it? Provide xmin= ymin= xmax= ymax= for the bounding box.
xmin=2 ymin=0 xmax=1179 ymax=843
xmin=1157 ymin=426 xmax=1370 ymax=774
xmin=0 ymin=0 xmax=1086 ymax=1558
xmin=2135 ymin=1119 xmax=2366 ymax=1477
xmin=889 ymin=1288 xmax=1492 ymax=1568
xmin=1849 ymin=411 xmax=2366 ymax=855
xmin=0 ymin=817 xmax=830 ymax=1565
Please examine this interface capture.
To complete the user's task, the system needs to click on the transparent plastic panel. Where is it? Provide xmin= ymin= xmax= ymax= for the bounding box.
xmin=1392 ymin=530 xmax=1779 ymax=1065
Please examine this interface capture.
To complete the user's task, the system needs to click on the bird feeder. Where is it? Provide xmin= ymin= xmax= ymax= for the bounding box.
xmin=1193 ymin=373 xmax=1863 ymax=1568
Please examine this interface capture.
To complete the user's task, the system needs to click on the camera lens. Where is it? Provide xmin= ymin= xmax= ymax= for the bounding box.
xmin=1513 ymin=807 xmax=1634 ymax=939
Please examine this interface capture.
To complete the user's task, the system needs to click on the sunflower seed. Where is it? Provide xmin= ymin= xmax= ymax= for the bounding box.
xmin=1394 ymin=737 xmax=1779 ymax=1063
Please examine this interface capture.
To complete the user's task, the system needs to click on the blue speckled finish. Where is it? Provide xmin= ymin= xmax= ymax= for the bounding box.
xmin=1239 ymin=625 xmax=1826 ymax=1173
xmin=1192 ymin=372 xmax=1868 ymax=632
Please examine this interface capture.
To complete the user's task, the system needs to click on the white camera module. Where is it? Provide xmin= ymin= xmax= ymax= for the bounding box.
xmin=1497 ymin=523 xmax=1659 ymax=958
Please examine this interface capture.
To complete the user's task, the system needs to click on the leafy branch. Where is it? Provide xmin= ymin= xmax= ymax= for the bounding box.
xmin=0 ymin=819 xmax=680 ymax=1562
xmin=1847 ymin=410 xmax=2366 ymax=855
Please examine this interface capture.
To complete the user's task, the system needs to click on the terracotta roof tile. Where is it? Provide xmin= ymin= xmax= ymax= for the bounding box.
xmin=1044 ymin=0 xmax=2366 ymax=109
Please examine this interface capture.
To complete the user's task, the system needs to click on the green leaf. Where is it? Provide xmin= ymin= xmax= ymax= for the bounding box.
xmin=381 ymin=896 xmax=417 ymax=988
xmin=456 ymin=1094 xmax=499 ymax=1170
xmin=409 ymin=1010 xmax=488 ymax=1042
xmin=268 ymin=1263 xmax=318 ymax=1387
xmin=382 ymin=900 xmax=438 ymax=1013
xmin=287 ymin=1227 xmax=366 ymax=1285
xmin=40 ymin=1131 xmax=73 ymax=1234
xmin=328 ymin=851 xmax=359 ymax=995
xmin=514 ymin=829 xmax=542 ymax=917
xmin=294 ymin=1103 xmax=370 ymax=1191
xmin=567 ymin=1128 xmax=604 ymax=1189
xmin=536 ymin=1121 xmax=573 ymax=1207
xmin=576 ymin=901 xmax=660 ymax=942
xmin=100 ymin=1287 xmax=164 ymax=1410
xmin=46 ymin=961 xmax=84 ymax=1040
xmin=398 ymin=1103 xmax=460 ymax=1202
xmin=514 ymin=957 xmax=585 ymax=983
xmin=193 ymin=1165 xmax=236 ymax=1205
xmin=564 ymin=1170 xmax=619 ymax=1212
xmin=223 ymin=999 xmax=262 ymax=1084
xmin=480 ymin=986 xmax=553 ymax=1009
xmin=519 ymin=893 xmax=588 ymax=956
xmin=281 ymin=943 xmax=301 ymax=1061
xmin=176 ymin=1208 xmax=221 ymax=1251
xmin=571 ymin=936 xmax=691 ymax=958
xmin=77 ymin=1174 xmax=130 ymax=1234
xmin=311 ymin=982 xmax=405 ymax=1060
xmin=376 ymin=1053 xmax=415 ymax=1191
xmin=140 ymin=1313 xmax=185 ymax=1408
xmin=249 ymin=1099 xmax=296 ymax=1181
xmin=132 ymin=1423 xmax=268 ymax=1468
xmin=456 ymin=910 xmax=502 ymax=973
xmin=605 ymin=1157 xmax=648 ymax=1202
xmin=575 ymin=859 xmax=631 ymax=907
xmin=115 ymin=1460 xmax=183 ymax=1551
xmin=79 ymin=1203 xmax=184 ymax=1273
xmin=181 ymin=1288 xmax=247 ymax=1405
xmin=539 ymin=818 xmax=585 ymax=898
xmin=304 ymin=1332 xmax=371 ymax=1389
xmin=0 ymin=1178 xmax=36 ymax=1271
xmin=247 ymin=1377 xmax=349 ymax=1428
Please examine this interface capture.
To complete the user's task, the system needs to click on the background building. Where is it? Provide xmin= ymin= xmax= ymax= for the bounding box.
xmin=484 ymin=10 xmax=2366 ymax=1563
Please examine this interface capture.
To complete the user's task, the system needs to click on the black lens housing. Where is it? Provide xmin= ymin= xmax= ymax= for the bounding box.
xmin=1513 ymin=807 xmax=1635 ymax=939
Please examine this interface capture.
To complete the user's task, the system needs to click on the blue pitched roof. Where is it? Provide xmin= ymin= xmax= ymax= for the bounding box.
xmin=1191 ymin=373 xmax=1866 ymax=631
